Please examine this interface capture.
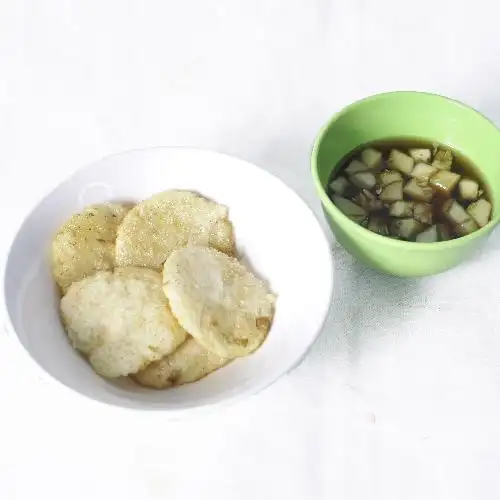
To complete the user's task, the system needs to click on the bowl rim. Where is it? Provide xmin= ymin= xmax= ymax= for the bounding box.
xmin=310 ymin=90 xmax=500 ymax=250
xmin=1 ymin=146 xmax=335 ymax=415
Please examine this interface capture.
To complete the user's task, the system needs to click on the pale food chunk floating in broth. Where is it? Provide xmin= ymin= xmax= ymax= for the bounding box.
xmin=458 ymin=178 xmax=479 ymax=201
xmin=388 ymin=149 xmax=414 ymax=176
xmin=467 ymin=198 xmax=492 ymax=228
xmin=360 ymin=147 xmax=383 ymax=170
xmin=408 ymin=148 xmax=432 ymax=163
xmin=410 ymin=163 xmax=438 ymax=183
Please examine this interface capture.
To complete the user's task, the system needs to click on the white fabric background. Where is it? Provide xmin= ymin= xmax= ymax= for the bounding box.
xmin=1 ymin=1 xmax=500 ymax=499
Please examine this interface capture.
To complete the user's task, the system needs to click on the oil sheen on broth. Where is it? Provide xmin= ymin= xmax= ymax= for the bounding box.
xmin=327 ymin=139 xmax=492 ymax=242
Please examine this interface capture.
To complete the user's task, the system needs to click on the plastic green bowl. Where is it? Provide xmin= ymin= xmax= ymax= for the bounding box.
xmin=311 ymin=91 xmax=500 ymax=277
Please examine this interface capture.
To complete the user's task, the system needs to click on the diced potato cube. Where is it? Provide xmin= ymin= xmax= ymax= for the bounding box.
xmin=388 ymin=149 xmax=414 ymax=175
xmin=354 ymin=189 xmax=384 ymax=212
xmin=403 ymin=178 xmax=434 ymax=202
xmin=349 ymin=171 xmax=377 ymax=190
xmin=379 ymin=169 xmax=403 ymax=187
xmin=379 ymin=181 xmax=403 ymax=203
xmin=455 ymin=218 xmax=479 ymax=236
xmin=416 ymin=224 xmax=439 ymax=243
xmin=413 ymin=203 xmax=433 ymax=224
xmin=389 ymin=218 xmax=426 ymax=240
xmin=429 ymin=170 xmax=461 ymax=194
xmin=345 ymin=159 xmax=368 ymax=175
xmin=432 ymin=149 xmax=453 ymax=170
xmin=389 ymin=201 xmax=413 ymax=218
xmin=442 ymin=199 xmax=469 ymax=225
xmin=360 ymin=148 xmax=383 ymax=170
xmin=368 ymin=215 xmax=389 ymax=236
xmin=467 ymin=198 xmax=492 ymax=227
xmin=409 ymin=148 xmax=432 ymax=163
xmin=458 ymin=178 xmax=479 ymax=201
xmin=329 ymin=176 xmax=350 ymax=195
xmin=332 ymin=195 xmax=367 ymax=223
xmin=410 ymin=163 xmax=438 ymax=182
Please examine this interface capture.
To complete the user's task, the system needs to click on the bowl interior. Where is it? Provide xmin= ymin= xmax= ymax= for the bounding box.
xmin=313 ymin=92 xmax=500 ymax=219
xmin=3 ymin=148 xmax=333 ymax=412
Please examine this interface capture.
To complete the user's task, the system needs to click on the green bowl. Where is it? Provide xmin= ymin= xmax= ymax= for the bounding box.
xmin=311 ymin=91 xmax=500 ymax=277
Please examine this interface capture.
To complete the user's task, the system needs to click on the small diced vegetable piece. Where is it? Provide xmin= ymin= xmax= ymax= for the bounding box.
xmin=388 ymin=149 xmax=414 ymax=175
xmin=368 ymin=215 xmax=389 ymax=236
xmin=379 ymin=181 xmax=403 ymax=203
xmin=329 ymin=176 xmax=350 ymax=195
xmin=455 ymin=218 xmax=479 ymax=236
xmin=437 ymin=223 xmax=451 ymax=241
xmin=467 ymin=198 xmax=492 ymax=227
xmin=442 ymin=199 xmax=469 ymax=225
xmin=360 ymin=148 xmax=383 ymax=170
xmin=345 ymin=159 xmax=368 ymax=175
xmin=354 ymin=189 xmax=384 ymax=212
xmin=432 ymin=149 xmax=453 ymax=170
xmin=332 ymin=195 xmax=367 ymax=223
xmin=409 ymin=148 xmax=432 ymax=163
xmin=413 ymin=202 xmax=433 ymax=224
xmin=458 ymin=178 xmax=479 ymax=201
xmin=416 ymin=224 xmax=439 ymax=243
xmin=349 ymin=171 xmax=377 ymax=190
xmin=429 ymin=170 xmax=461 ymax=194
xmin=410 ymin=163 xmax=438 ymax=182
xmin=389 ymin=218 xmax=426 ymax=240
xmin=389 ymin=200 xmax=414 ymax=217
xmin=379 ymin=169 xmax=403 ymax=187
xmin=403 ymin=178 xmax=434 ymax=202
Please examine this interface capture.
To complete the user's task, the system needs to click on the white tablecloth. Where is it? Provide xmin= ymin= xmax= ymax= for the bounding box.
xmin=2 ymin=1 xmax=500 ymax=499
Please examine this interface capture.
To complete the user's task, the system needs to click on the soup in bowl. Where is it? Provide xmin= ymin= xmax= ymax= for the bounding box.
xmin=311 ymin=91 xmax=500 ymax=277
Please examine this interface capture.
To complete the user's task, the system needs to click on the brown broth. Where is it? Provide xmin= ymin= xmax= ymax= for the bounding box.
xmin=328 ymin=138 xmax=491 ymax=240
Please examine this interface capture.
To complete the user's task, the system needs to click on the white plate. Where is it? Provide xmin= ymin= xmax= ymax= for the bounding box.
xmin=2 ymin=148 xmax=333 ymax=414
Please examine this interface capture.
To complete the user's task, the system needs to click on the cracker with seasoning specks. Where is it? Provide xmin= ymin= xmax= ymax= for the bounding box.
xmin=51 ymin=203 xmax=131 ymax=293
xmin=115 ymin=190 xmax=235 ymax=270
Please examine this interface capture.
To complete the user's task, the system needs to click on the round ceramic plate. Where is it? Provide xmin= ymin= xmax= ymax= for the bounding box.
xmin=2 ymin=148 xmax=334 ymax=414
